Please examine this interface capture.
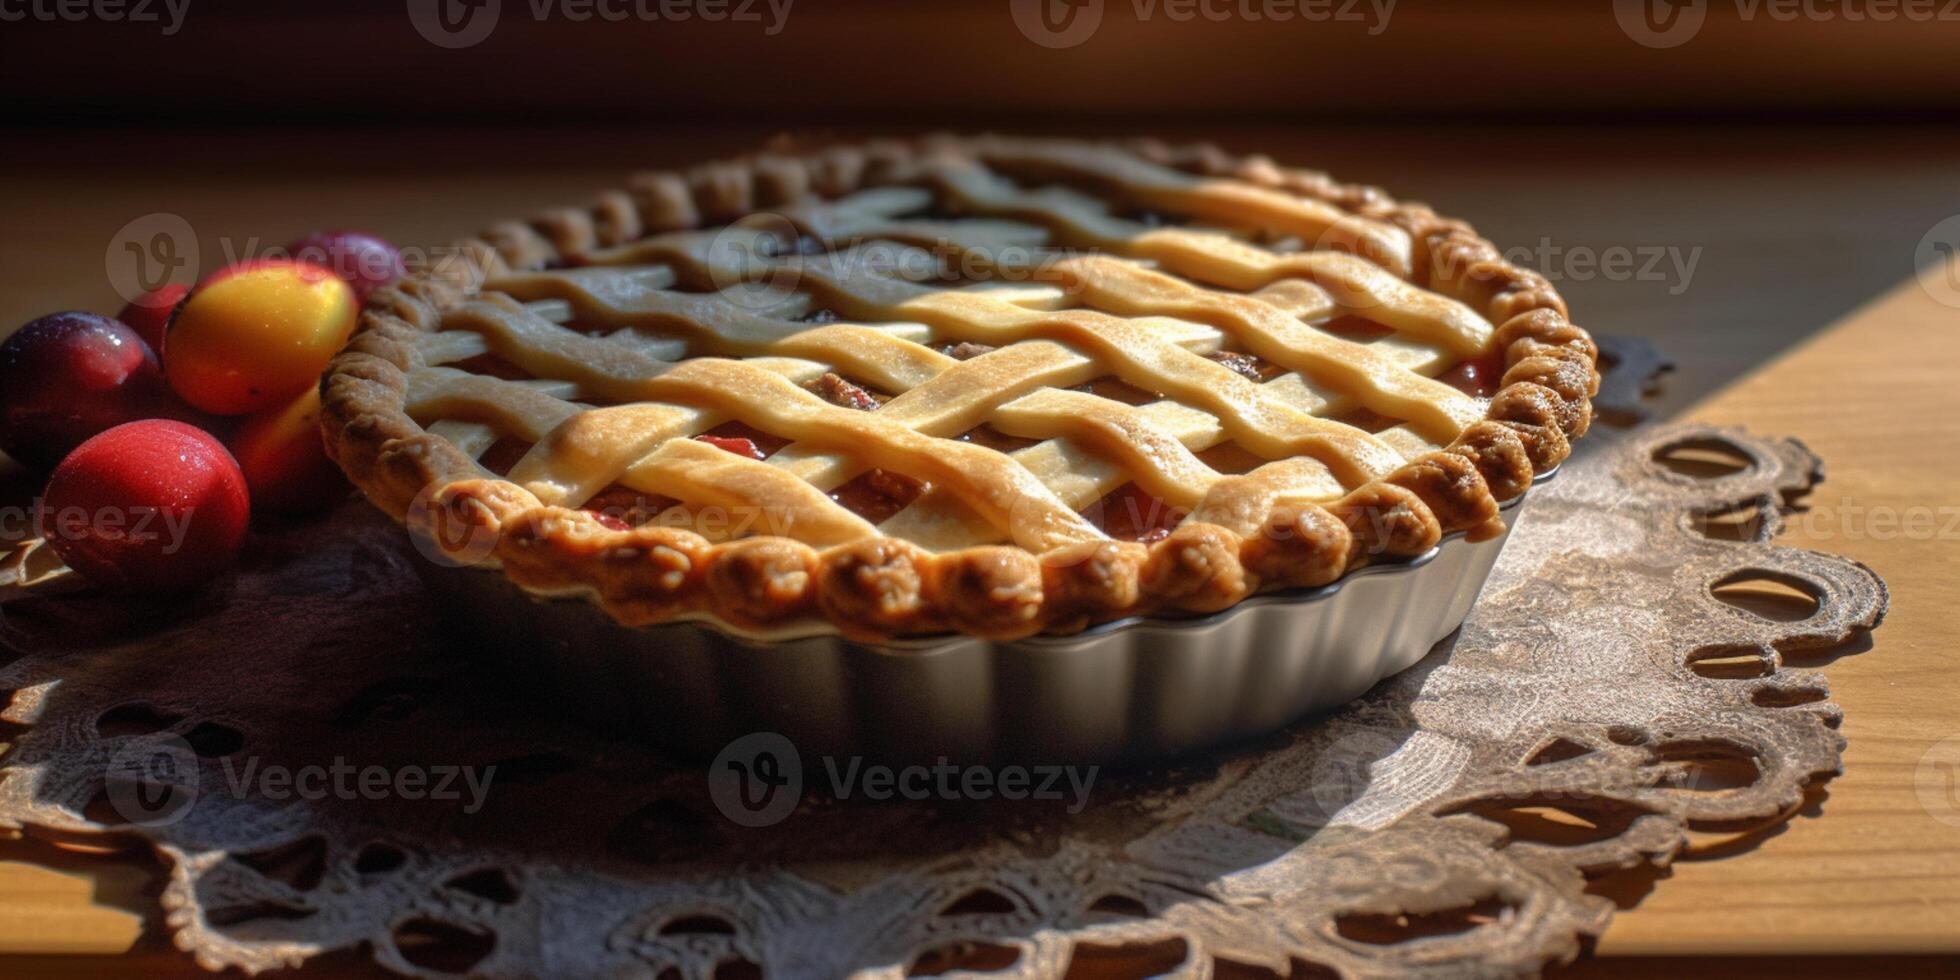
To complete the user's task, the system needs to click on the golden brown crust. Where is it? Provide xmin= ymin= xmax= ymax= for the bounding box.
xmin=1240 ymin=504 xmax=1351 ymax=591
xmin=1039 ymin=541 xmax=1147 ymax=633
xmin=320 ymin=135 xmax=1597 ymax=639
xmin=814 ymin=537 xmax=934 ymax=639
xmin=705 ymin=537 xmax=819 ymax=629
xmin=1142 ymin=523 xmax=1254 ymax=614
xmin=931 ymin=546 xmax=1046 ymax=639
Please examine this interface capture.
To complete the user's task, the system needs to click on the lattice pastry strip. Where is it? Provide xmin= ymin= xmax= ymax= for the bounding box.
xmin=493 ymin=245 xmax=1415 ymax=488
xmin=459 ymin=265 xmax=1364 ymax=553
xmin=322 ymin=136 xmax=1599 ymax=639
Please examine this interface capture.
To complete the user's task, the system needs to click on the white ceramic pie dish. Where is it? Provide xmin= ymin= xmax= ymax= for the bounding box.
xmin=415 ymin=472 xmax=1543 ymax=766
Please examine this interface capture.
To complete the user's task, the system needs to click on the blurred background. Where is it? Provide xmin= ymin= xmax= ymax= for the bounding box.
xmin=2 ymin=0 xmax=1958 ymax=409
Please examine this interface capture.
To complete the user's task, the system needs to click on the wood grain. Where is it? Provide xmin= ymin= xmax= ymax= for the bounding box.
xmin=0 ymin=862 xmax=142 ymax=955
xmin=1584 ymin=258 xmax=1960 ymax=958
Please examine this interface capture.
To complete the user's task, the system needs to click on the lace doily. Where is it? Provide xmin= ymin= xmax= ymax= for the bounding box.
xmin=0 ymin=419 xmax=1884 ymax=978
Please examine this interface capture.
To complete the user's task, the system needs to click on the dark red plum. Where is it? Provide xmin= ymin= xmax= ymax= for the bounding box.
xmin=284 ymin=230 xmax=404 ymax=303
xmin=0 ymin=312 xmax=175 ymax=469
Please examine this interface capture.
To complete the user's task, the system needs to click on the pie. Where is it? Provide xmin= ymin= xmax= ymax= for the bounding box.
xmin=321 ymin=135 xmax=1597 ymax=642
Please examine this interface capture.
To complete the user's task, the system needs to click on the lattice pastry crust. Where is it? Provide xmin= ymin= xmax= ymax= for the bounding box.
xmin=320 ymin=135 xmax=1598 ymax=640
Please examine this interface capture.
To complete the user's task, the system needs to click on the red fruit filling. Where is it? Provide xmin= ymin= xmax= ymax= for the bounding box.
xmin=695 ymin=435 xmax=766 ymax=460
xmin=803 ymin=372 xmax=883 ymax=411
xmin=696 ymin=420 xmax=788 ymax=458
xmin=581 ymin=483 xmax=677 ymax=529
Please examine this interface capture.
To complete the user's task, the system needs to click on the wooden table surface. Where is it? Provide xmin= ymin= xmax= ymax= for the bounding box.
xmin=1 ymin=124 xmax=1956 ymax=975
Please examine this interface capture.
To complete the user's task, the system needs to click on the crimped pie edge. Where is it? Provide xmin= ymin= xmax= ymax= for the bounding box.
xmin=319 ymin=135 xmax=1599 ymax=641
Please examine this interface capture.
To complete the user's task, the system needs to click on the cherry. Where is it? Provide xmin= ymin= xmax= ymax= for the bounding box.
xmin=285 ymin=230 xmax=404 ymax=303
xmin=117 ymin=283 xmax=190 ymax=353
xmin=0 ymin=312 xmax=177 ymax=470
xmin=39 ymin=420 xmax=250 ymax=593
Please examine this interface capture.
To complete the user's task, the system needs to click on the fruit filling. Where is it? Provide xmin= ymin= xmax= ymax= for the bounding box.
xmin=694 ymin=435 xmax=766 ymax=460
xmin=1315 ymin=315 xmax=1395 ymax=343
xmin=803 ymin=372 xmax=884 ymax=411
xmin=695 ymin=420 xmax=788 ymax=459
xmin=828 ymin=469 xmax=926 ymax=524
xmin=448 ymin=352 xmax=535 ymax=381
xmin=942 ymin=341 xmax=997 ymax=361
xmin=1207 ymin=349 xmax=1281 ymax=382
xmin=479 ymin=437 xmax=534 ymax=476
xmin=1325 ymin=405 xmax=1399 ymax=434
xmin=581 ymin=483 xmax=678 ymax=530
xmin=1437 ymin=351 xmax=1505 ymax=399
xmin=1085 ymin=482 xmax=1186 ymax=544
